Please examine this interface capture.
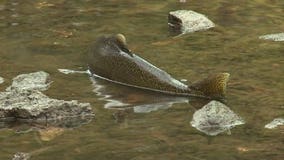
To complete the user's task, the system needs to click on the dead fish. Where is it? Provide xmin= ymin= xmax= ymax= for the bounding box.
xmin=87 ymin=34 xmax=229 ymax=100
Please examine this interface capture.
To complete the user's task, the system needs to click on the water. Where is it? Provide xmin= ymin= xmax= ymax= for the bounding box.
xmin=0 ymin=0 xmax=283 ymax=159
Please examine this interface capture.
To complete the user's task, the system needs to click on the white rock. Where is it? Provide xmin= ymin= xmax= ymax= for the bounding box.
xmin=259 ymin=33 xmax=284 ymax=41
xmin=0 ymin=71 xmax=93 ymax=121
xmin=12 ymin=152 xmax=30 ymax=160
xmin=0 ymin=90 xmax=91 ymax=119
xmin=191 ymin=100 xmax=245 ymax=136
xmin=0 ymin=76 xmax=4 ymax=84
xmin=265 ymin=118 xmax=284 ymax=129
xmin=6 ymin=71 xmax=51 ymax=92
xmin=168 ymin=10 xmax=215 ymax=34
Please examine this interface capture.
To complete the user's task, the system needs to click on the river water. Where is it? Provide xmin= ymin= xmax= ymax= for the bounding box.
xmin=0 ymin=0 xmax=283 ymax=159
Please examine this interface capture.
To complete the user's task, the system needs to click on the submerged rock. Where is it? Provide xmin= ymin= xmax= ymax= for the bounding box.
xmin=190 ymin=100 xmax=244 ymax=136
xmin=0 ymin=76 xmax=4 ymax=84
xmin=12 ymin=152 xmax=30 ymax=160
xmin=259 ymin=33 xmax=284 ymax=41
xmin=6 ymin=71 xmax=51 ymax=92
xmin=0 ymin=71 xmax=93 ymax=123
xmin=168 ymin=10 xmax=215 ymax=35
xmin=264 ymin=118 xmax=284 ymax=129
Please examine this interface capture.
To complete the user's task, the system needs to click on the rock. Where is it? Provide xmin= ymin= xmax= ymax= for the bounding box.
xmin=190 ymin=100 xmax=244 ymax=136
xmin=0 ymin=90 xmax=92 ymax=120
xmin=6 ymin=71 xmax=50 ymax=92
xmin=264 ymin=118 xmax=284 ymax=129
xmin=12 ymin=152 xmax=30 ymax=160
xmin=259 ymin=33 xmax=284 ymax=41
xmin=0 ymin=71 xmax=94 ymax=124
xmin=168 ymin=10 xmax=215 ymax=35
xmin=0 ymin=76 xmax=4 ymax=84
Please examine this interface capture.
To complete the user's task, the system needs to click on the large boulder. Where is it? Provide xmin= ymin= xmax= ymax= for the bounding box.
xmin=0 ymin=90 xmax=92 ymax=120
xmin=0 ymin=71 xmax=94 ymax=125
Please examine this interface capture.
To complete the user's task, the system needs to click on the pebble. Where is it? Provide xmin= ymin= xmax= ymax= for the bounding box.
xmin=264 ymin=118 xmax=284 ymax=129
xmin=259 ymin=33 xmax=284 ymax=41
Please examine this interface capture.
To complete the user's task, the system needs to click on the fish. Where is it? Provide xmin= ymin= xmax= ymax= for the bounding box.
xmin=87 ymin=34 xmax=230 ymax=100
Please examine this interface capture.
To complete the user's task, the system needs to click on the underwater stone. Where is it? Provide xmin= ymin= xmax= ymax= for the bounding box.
xmin=0 ymin=76 xmax=4 ymax=84
xmin=12 ymin=152 xmax=30 ymax=160
xmin=190 ymin=100 xmax=244 ymax=136
xmin=168 ymin=10 xmax=215 ymax=34
xmin=0 ymin=71 xmax=93 ymax=121
xmin=264 ymin=118 xmax=284 ymax=129
xmin=259 ymin=33 xmax=284 ymax=41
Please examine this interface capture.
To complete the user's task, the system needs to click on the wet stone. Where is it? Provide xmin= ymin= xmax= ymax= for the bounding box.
xmin=264 ymin=118 xmax=284 ymax=129
xmin=12 ymin=152 xmax=30 ymax=160
xmin=0 ymin=71 xmax=94 ymax=123
xmin=0 ymin=90 xmax=92 ymax=120
xmin=190 ymin=100 xmax=244 ymax=136
xmin=0 ymin=76 xmax=4 ymax=84
xmin=259 ymin=33 xmax=284 ymax=41
xmin=11 ymin=22 xmax=19 ymax=26
xmin=168 ymin=10 xmax=215 ymax=35
xmin=6 ymin=71 xmax=50 ymax=92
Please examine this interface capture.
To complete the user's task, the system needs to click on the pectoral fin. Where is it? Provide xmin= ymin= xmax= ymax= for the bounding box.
xmin=190 ymin=73 xmax=230 ymax=100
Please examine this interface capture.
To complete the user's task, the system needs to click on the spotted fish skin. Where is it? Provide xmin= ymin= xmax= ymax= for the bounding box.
xmin=87 ymin=34 xmax=229 ymax=99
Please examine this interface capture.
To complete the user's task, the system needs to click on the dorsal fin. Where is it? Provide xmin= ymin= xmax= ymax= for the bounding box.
xmin=190 ymin=73 xmax=230 ymax=100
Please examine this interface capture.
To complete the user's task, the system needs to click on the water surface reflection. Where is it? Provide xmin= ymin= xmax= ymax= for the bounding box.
xmin=90 ymin=76 xmax=193 ymax=113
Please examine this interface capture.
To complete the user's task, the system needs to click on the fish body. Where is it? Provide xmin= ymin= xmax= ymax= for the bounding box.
xmin=87 ymin=34 xmax=229 ymax=100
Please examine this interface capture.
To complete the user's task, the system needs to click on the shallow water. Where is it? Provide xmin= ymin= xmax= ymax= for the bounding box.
xmin=0 ymin=0 xmax=283 ymax=159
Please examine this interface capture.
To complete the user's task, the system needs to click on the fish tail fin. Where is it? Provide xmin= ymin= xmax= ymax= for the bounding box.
xmin=190 ymin=73 xmax=230 ymax=100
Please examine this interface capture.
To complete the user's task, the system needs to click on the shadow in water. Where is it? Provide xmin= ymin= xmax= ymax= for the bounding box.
xmin=90 ymin=76 xmax=209 ymax=113
xmin=91 ymin=76 xmax=245 ymax=136
xmin=0 ymin=115 xmax=93 ymax=133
